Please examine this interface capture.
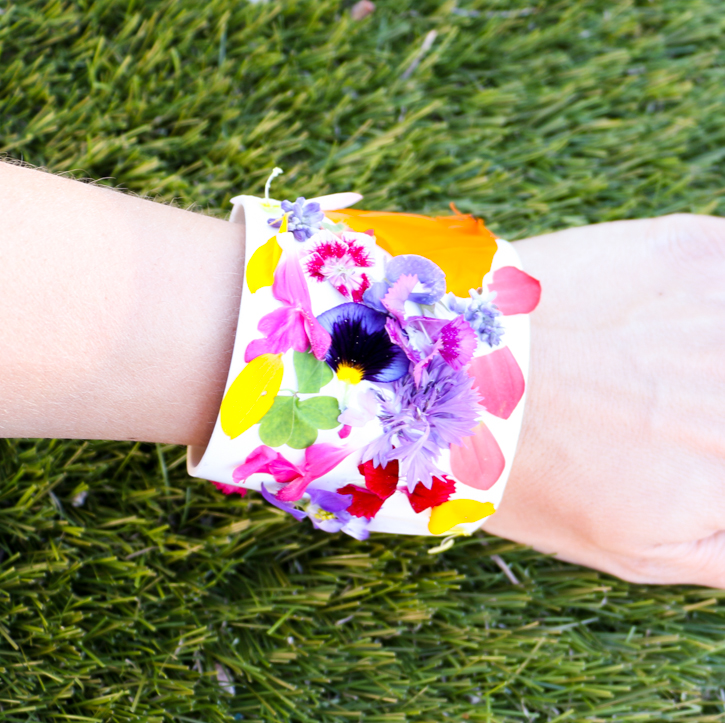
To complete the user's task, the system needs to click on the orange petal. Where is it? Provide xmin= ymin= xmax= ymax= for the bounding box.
xmin=428 ymin=499 xmax=496 ymax=535
xmin=450 ymin=422 xmax=505 ymax=491
xmin=326 ymin=209 xmax=498 ymax=297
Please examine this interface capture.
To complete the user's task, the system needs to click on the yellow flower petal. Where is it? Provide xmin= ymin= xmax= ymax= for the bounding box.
xmin=428 ymin=499 xmax=495 ymax=535
xmin=279 ymin=213 xmax=289 ymax=233
xmin=325 ymin=208 xmax=498 ymax=297
xmin=220 ymin=354 xmax=284 ymax=439
xmin=246 ymin=235 xmax=283 ymax=293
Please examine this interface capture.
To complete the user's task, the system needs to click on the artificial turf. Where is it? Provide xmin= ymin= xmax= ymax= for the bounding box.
xmin=2 ymin=0 xmax=725 ymax=721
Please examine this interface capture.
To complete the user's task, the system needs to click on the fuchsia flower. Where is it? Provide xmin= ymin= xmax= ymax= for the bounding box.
xmin=244 ymin=250 xmax=331 ymax=362
xmin=232 ymin=443 xmax=352 ymax=502
xmin=305 ymin=231 xmax=374 ymax=301
xmin=381 ymin=274 xmax=477 ymax=384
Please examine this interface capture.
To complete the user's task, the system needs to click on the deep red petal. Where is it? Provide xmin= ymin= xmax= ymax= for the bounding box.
xmin=489 ymin=266 xmax=541 ymax=315
xmin=468 ymin=347 xmax=525 ymax=420
xmin=405 ymin=476 xmax=456 ymax=513
xmin=338 ymin=484 xmax=385 ymax=519
xmin=357 ymin=459 xmax=399 ymax=499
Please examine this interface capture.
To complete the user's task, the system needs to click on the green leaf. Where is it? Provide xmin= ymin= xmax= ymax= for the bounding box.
xmin=296 ymin=396 xmax=341 ymax=430
xmin=286 ymin=416 xmax=318 ymax=449
xmin=258 ymin=396 xmax=295 ymax=447
xmin=293 ymin=351 xmax=333 ymax=393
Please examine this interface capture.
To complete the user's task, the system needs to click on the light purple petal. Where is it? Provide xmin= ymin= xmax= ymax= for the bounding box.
xmin=387 ymin=255 xmax=446 ymax=305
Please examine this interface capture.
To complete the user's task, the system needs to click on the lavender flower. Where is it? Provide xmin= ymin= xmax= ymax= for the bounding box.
xmin=268 ymin=197 xmax=325 ymax=242
xmin=448 ymin=290 xmax=504 ymax=347
xmin=261 ymin=484 xmax=370 ymax=540
xmin=361 ymin=356 xmax=481 ymax=490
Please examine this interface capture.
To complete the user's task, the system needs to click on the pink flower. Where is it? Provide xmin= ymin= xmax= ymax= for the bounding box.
xmin=304 ymin=232 xmax=373 ymax=302
xmin=245 ymin=250 xmax=331 ymax=362
xmin=232 ymin=443 xmax=353 ymax=502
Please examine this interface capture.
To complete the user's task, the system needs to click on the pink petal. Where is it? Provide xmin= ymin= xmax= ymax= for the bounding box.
xmin=488 ymin=266 xmax=541 ymax=315
xmin=303 ymin=443 xmax=353 ymax=480
xmin=273 ymin=251 xmax=313 ymax=308
xmin=276 ymin=444 xmax=353 ymax=502
xmin=381 ymin=274 xmax=418 ymax=324
xmin=212 ymin=481 xmax=248 ymax=496
xmin=439 ymin=315 xmax=477 ymax=370
xmin=301 ymin=308 xmax=332 ymax=360
xmin=338 ymin=424 xmax=352 ymax=439
xmin=232 ymin=446 xmax=290 ymax=484
xmin=245 ymin=307 xmax=309 ymax=362
xmin=468 ymin=347 xmax=525 ymax=420
xmin=450 ymin=422 xmax=505 ymax=491
xmin=310 ymin=192 xmax=363 ymax=211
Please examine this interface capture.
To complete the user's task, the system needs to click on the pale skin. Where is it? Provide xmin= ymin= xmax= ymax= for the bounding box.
xmin=1 ymin=161 xmax=723 ymax=588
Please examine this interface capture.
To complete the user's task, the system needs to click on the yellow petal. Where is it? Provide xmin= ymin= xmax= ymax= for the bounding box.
xmin=325 ymin=209 xmax=498 ymax=297
xmin=428 ymin=499 xmax=495 ymax=535
xmin=279 ymin=213 xmax=289 ymax=233
xmin=246 ymin=235 xmax=283 ymax=293
xmin=220 ymin=354 xmax=284 ymax=439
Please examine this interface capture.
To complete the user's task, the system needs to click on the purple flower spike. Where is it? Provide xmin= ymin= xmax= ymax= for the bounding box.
xmin=387 ymin=255 xmax=446 ymax=305
xmin=269 ymin=197 xmax=325 ymax=242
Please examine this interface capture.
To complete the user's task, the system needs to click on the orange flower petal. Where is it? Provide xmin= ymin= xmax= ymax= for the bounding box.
xmin=326 ymin=209 xmax=498 ymax=297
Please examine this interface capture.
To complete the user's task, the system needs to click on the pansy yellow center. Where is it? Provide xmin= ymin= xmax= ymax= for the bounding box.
xmin=314 ymin=509 xmax=337 ymax=522
xmin=336 ymin=363 xmax=364 ymax=385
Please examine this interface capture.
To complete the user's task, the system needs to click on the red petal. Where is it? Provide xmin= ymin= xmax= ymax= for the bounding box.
xmin=450 ymin=422 xmax=505 ymax=491
xmin=357 ymin=459 xmax=399 ymax=499
xmin=338 ymin=484 xmax=385 ymax=519
xmin=469 ymin=347 xmax=525 ymax=420
xmin=489 ymin=266 xmax=541 ymax=315
xmin=212 ymin=481 xmax=248 ymax=496
xmin=405 ymin=476 xmax=456 ymax=513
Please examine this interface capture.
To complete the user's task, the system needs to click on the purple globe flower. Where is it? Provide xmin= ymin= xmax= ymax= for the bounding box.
xmin=268 ymin=197 xmax=325 ymax=242
xmin=448 ymin=290 xmax=504 ymax=347
xmin=361 ymin=355 xmax=481 ymax=490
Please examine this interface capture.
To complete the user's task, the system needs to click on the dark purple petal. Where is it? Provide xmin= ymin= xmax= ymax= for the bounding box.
xmin=317 ymin=303 xmax=409 ymax=383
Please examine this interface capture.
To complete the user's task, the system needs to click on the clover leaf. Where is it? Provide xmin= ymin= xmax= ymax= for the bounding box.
xmin=293 ymin=351 xmax=333 ymax=394
xmin=258 ymin=395 xmax=341 ymax=449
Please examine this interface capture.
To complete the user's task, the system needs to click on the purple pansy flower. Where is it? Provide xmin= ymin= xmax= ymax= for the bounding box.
xmin=261 ymin=484 xmax=370 ymax=540
xmin=448 ymin=290 xmax=504 ymax=347
xmin=361 ymin=355 xmax=481 ymax=490
xmin=269 ymin=197 xmax=325 ymax=242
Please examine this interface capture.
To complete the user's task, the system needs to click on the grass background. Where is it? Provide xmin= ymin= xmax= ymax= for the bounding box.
xmin=1 ymin=0 xmax=725 ymax=720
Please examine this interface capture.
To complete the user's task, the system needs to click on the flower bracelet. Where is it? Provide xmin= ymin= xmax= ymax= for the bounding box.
xmin=188 ymin=172 xmax=541 ymax=540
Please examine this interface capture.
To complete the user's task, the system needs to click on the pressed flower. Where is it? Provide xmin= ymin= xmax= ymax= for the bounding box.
xmin=304 ymin=231 xmax=374 ymax=301
xmin=261 ymin=484 xmax=370 ymax=539
xmin=245 ymin=250 xmax=331 ymax=362
xmin=212 ymin=481 xmax=248 ymax=496
xmin=268 ymin=197 xmax=325 ymax=242
xmin=233 ymin=443 xmax=352 ymax=502
xmin=404 ymin=475 xmax=455 ymax=513
xmin=448 ymin=289 xmax=504 ymax=347
xmin=363 ymin=255 xmax=445 ymax=311
xmin=317 ymin=302 xmax=409 ymax=384
xmin=362 ymin=356 xmax=481 ymax=489
xmin=338 ymin=460 xmax=398 ymax=519
xmin=326 ymin=207 xmax=498 ymax=296
xmin=487 ymin=266 xmax=542 ymax=315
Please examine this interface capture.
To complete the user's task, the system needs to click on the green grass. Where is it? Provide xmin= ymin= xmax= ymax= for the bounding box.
xmin=2 ymin=1 xmax=725 ymax=721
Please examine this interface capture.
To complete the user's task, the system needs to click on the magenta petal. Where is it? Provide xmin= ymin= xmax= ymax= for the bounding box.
xmin=301 ymin=309 xmax=332 ymax=360
xmin=232 ymin=446 xmax=286 ymax=484
xmin=488 ymin=266 xmax=541 ymax=315
xmin=212 ymin=481 xmax=248 ymax=496
xmin=276 ymin=444 xmax=352 ymax=502
xmin=273 ymin=251 xmax=313 ymax=308
xmin=276 ymin=475 xmax=312 ymax=502
xmin=450 ymin=422 xmax=505 ymax=491
xmin=244 ymin=307 xmax=309 ymax=362
xmin=468 ymin=347 xmax=525 ymax=420
xmin=338 ymin=424 xmax=352 ymax=439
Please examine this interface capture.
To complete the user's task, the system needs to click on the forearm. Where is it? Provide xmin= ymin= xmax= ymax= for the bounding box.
xmin=0 ymin=162 xmax=245 ymax=446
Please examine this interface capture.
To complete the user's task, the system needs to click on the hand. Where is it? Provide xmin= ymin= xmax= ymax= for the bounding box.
xmin=486 ymin=214 xmax=725 ymax=588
